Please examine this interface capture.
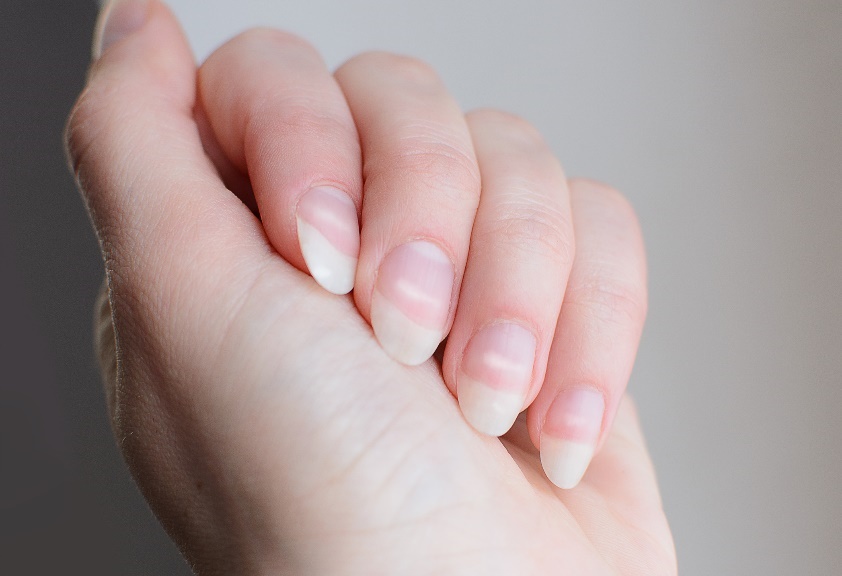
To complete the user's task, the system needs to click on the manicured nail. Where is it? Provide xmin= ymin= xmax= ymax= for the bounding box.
xmin=93 ymin=0 xmax=151 ymax=60
xmin=370 ymin=240 xmax=453 ymax=365
xmin=457 ymin=323 xmax=536 ymax=436
xmin=296 ymin=186 xmax=360 ymax=295
xmin=540 ymin=388 xmax=604 ymax=489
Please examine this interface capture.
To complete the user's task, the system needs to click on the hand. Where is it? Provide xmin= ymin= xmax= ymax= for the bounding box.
xmin=69 ymin=1 xmax=675 ymax=574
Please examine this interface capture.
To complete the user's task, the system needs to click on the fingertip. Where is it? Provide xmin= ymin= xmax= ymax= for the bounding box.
xmin=539 ymin=387 xmax=605 ymax=489
xmin=370 ymin=293 xmax=443 ymax=366
xmin=456 ymin=322 xmax=536 ymax=436
xmin=457 ymin=380 xmax=524 ymax=436
xmin=540 ymin=438 xmax=595 ymax=490
xmin=370 ymin=241 xmax=454 ymax=365
xmin=89 ymin=0 xmax=195 ymax=95
xmin=296 ymin=186 xmax=360 ymax=295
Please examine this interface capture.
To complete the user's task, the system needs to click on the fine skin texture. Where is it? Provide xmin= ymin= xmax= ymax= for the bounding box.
xmin=71 ymin=1 xmax=676 ymax=574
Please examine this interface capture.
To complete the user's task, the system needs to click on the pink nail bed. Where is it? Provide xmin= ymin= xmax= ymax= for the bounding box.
xmin=375 ymin=240 xmax=453 ymax=329
xmin=542 ymin=388 xmax=605 ymax=443
xmin=456 ymin=323 xmax=536 ymax=436
xmin=461 ymin=323 xmax=536 ymax=391
xmin=296 ymin=186 xmax=360 ymax=257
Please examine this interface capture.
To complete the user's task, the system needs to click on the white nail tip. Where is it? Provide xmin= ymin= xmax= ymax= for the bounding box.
xmin=297 ymin=218 xmax=357 ymax=295
xmin=370 ymin=293 xmax=442 ymax=366
xmin=405 ymin=240 xmax=452 ymax=263
xmin=540 ymin=438 xmax=595 ymax=489
xmin=457 ymin=376 xmax=524 ymax=436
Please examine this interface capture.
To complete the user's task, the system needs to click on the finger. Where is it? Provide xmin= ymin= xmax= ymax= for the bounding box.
xmin=66 ymin=1 xmax=267 ymax=368
xmin=334 ymin=53 xmax=481 ymax=365
xmin=525 ymin=179 xmax=648 ymax=489
xmin=442 ymin=109 xmax=573 ymax=436
xmin=198 ymin=29 xmax=363 ymax=294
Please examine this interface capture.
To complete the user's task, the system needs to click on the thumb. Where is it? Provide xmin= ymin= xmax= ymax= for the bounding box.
xmin=66 ymin=4 xmax=289 ymax=569
xmin=67 ymin=0 xmax=267 ymax=286
xmin=67 ymin=0 xmax=271 ymax=369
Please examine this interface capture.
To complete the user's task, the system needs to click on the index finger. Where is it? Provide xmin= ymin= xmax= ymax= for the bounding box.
xmin=198 ymin=29 xmax=363 ymax=295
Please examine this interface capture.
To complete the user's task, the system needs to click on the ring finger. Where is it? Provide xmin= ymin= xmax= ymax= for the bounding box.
xmin=442 ymin=109 xmax=574 ymax=436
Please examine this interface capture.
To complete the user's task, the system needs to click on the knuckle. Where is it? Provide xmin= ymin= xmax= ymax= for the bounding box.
xmin=569 ymin=178 xmax=645 ymax=248
xmin=248 ymin=97 xmax=350 ymax=149
xmin=227 ymin=27 xmax=317 ymax=58
xmin=383 ymin=136 xmax=481 ymax=196
xmin=342 ymin=51 xmax=441 ymax=87
xmin=469 ymin=108 xmax=546 ymax=147
xmin=201 ymin=29 xmax=322 ymax=95
xmin=568 ymin=274 xmax=648 ymax=327
xmin=382 ymin=53 xmax=440 ymax=85
xmin=570 ymin=178 xmax=637 ymax=218
xmin=569 ymin=177 xmax=616 ymax=196
xmin=480 ymin=199 xmax=574 ymax=262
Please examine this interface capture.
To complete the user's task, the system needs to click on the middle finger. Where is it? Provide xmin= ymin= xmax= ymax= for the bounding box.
xmin=335 ymin=53 xmax=481 ymax=365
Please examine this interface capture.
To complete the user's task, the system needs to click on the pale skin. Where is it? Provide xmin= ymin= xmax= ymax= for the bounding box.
xmin=68 ymin=1 xmax=677 ymax=574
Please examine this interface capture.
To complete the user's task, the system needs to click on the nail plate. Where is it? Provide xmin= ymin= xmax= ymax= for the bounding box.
xmin=370 ymin=240 xmax=453 ymax=365
xmin=457 ymin=323 xmax=536 ymax=436
xmin=94 ymin=0 xmax=150 ymax=60
xmin=540 ymin=387 xmax=604 ymax=489
xmin=296 ymin=186 xmax=360 ymax=295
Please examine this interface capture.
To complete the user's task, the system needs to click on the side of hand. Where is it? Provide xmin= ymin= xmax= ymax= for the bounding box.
xmin=68 ymin=2 xmax=676 ymax=574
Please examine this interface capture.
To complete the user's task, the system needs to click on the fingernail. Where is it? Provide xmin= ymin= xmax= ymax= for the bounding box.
xmin=457 ymin=323 xmax=536 ymax=436
xmin=93 ymin=0 xmax=151 ymax=60
xmin=540 ymin=388 xmax=604 ymax=489
xmin=370 ymin=240 xmax=453 ymax=365
xmin=296 ymin=186 xmax=360 ymax=295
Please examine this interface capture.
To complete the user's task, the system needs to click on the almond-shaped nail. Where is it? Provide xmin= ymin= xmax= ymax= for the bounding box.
xmin=296 ymin=186 xmax=360 ymax=295
xmin=540 ymin=388 xmax=604 ymax=489
xmin=93 ymin=0 xmax=150 ymax=60
xmin=457 ymin=323 xmax=536 ymax=436
xmin=370 ymin=240 xmax=453 ymax=365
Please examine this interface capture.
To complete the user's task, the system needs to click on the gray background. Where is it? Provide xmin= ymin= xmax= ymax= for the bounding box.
xmin=2 ymin=0 xmax=840 ymax=573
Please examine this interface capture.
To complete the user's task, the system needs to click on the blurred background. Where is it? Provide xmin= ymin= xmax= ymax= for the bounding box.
xmin=1 ymin=1 xmax=840 ymax=573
